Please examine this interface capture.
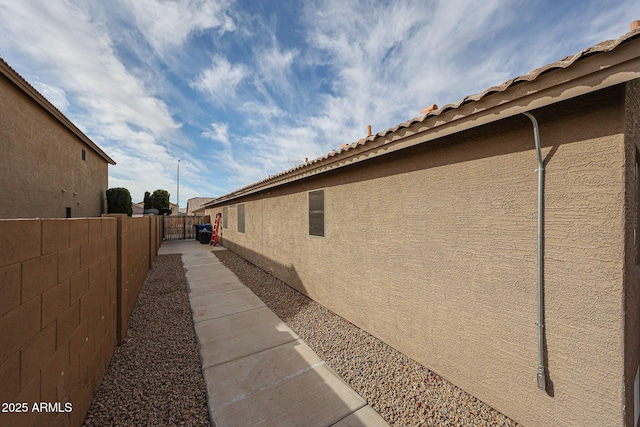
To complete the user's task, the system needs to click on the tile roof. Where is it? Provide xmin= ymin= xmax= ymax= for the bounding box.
xmin=293 ymin=29 xmax=640 ymax=167
xmin=205 ymin=26 xmax=640 ymax=207
xmin=0 ymin=57 xmax=116 ymax=165
xmin=187 ymin=197 xmax=216 ymax=212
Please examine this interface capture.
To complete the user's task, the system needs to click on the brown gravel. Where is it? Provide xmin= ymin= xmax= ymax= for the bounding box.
xmin=214 ymin=249 xmax=520 ymax=427
xmin=83 ymin=254 xmax=211 ymax=427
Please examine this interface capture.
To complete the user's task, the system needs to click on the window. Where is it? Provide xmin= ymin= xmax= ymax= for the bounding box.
xmin=222 ymin=206 xmax=228 ymax=229
xmin=66 ymin=207 xmax=71 ymax=218
xmin=81 ymin=149 xmax=86 ymax=161
xmin=309 ymin=189 xmax=325 ymax=237
xmin=237 ymin=204 xmax=245 ymax=233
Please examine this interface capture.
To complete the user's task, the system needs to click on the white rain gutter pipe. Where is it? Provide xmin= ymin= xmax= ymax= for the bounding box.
xmin=523 ymin=112 xmax=546 ymax=391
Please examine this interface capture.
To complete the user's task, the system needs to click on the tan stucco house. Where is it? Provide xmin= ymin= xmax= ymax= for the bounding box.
xmin=187 ymin=197 xmax=216 ymax=215
xmin=205 ymin=26 xmax=640 ymax=426
xmin=0 ymin=58 xmax=115 ymax=219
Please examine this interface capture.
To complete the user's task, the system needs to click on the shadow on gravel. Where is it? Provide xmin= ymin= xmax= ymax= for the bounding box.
xmin=212 ymin=244 xmax=312 ymax=324
xmin=211 ymin=245 xmax=521 ymax=427
xmin=155 ymin=242 xmax=381 ymax=426
xmin=82 ymin=254 xmax=211 ymax=427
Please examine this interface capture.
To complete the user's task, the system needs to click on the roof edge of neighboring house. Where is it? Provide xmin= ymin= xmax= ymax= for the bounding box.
xmin=0 ymin=57 xmax=116 ymax=165
xmin=204 ymin=27 xmax=640 ymax=210
xmin=192 ymin=206 xmax=211 ymax=215
xmin=188 ymin=197 xmax=217 ymax=215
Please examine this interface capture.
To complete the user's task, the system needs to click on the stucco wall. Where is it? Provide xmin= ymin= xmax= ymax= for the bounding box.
xmin=0 ymin=76 xmax=109 ymax=219
xmin=209 ymin=85 xmax=629 ymax=426
xmin=624 ymin=79 xmax=640 ymax=427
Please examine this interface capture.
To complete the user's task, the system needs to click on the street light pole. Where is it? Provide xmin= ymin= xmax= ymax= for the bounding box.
xmin=177 ymin=159 xmax=180 ymax=215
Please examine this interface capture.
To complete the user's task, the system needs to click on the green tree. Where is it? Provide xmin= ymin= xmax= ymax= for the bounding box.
xmin=143 ymin=191 xmax=151 ymax=211
xmin=147 ymin=189 xmax=170 ymax=211
xmin=106 ymin=188 xmax=133 ymax=216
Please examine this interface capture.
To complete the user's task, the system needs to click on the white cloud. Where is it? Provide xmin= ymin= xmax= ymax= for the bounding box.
xmin=121 ymin=0 xmax=236 ymax=56
xmin=301 ymin=0 xmax=513 ymax=151
xmin=191 ymin=56 xmax=249 ymax=104
xmin=206 ymin=122 xmax=324 ymax=193
xmin=31 ymin=80 xmax=70 ymax=111
xmin=103 ymin=132 xmax=184 ymax=198
xmin=240 ymin=100 xmax=286 ymax=123
xmin=252 ymin=42 xmax=297 ymax=98
xmin=0 ymin=0 xmax=187 ymax=201
xmin=3 ymin=0 xmax=637 ymax=206
xmin=202 ymin=122 xmax=231 ymax=148
xmin=243 ymin=125 xmax=320 ymax=168
xmin=0 ymin=1 xmax=180 ymax=138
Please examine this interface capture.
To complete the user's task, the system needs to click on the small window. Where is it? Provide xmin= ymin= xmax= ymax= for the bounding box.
xmin=223 ymin=206 xmax=228 ymax=229
xmin=82 ymin=149 xmax=86 ymax=161
xmin=66 ymin=207 xmax=71 ymax=218
xmin=237 ymin=204 xmax=245 ymax=234
xmin=309 ymin=189 xmax=325 ymax=237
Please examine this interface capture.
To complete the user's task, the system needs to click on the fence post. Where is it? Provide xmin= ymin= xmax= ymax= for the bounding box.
xmin=148 ymin=215 xmax=153 ymax=270
xmin=115 ymin=215 xmax=124 ymax=345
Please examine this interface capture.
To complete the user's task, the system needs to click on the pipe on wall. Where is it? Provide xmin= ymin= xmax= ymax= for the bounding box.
xmin=522 ymin=111 xmax=546 ymax=391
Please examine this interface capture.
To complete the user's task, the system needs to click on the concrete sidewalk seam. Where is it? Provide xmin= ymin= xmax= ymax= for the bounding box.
xmin=159 ymin=241 xmax=390 ymax=427
xmin=192 ymin=304 xmax=267 ymax=324
xmin=185 ymin=276 xmax=239 ymax=285
xmin=183 ymin=262 xmax=223 ymax=268
xmin=185 ymin=271 xmax=238 ymax=280
xmin=190 ymin=286 xmax=260 ymax=299
xmin=216 ymin=360 xmax=328 ymax=408
xmin=192 ymin=305 xmax=267 ymax=324
xmin=200 ymin=338 xmax=299 ymax=370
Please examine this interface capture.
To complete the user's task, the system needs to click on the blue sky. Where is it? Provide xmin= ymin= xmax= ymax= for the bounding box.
xmin=1 ymin=1 xmax=638 ymax=208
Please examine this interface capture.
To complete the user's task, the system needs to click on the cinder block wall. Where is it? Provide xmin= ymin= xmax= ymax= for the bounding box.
xmin=115 ymin=215 xmax=160 ymax=343
xmin=0 ymin=215 xmax=162 ymax=426
xmin=0 ymin=218 xmax=117 ymax=426
xmin=210 ymin=86 xmax=632 ymax=426
xmin=148 ymin=215 xmax=163 ymax=268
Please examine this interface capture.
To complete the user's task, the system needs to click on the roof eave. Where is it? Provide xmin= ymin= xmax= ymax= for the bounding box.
xmin=0 ymin=58 xmax=116 ymax=165
xmin=205 ymin=32 xmax=640 ymax=209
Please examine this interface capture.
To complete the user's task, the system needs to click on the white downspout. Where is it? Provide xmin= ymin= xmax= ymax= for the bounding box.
xmin=523 ymin=111 xmax=546 ymax=390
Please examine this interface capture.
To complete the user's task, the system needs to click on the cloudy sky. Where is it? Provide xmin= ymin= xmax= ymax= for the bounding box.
xmin=1 ymin=0 xmax=638 ymax=207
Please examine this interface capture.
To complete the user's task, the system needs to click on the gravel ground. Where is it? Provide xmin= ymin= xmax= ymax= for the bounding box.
xmin=214 ymin=249 xmax=520 ymax=427
xmin=83 ymin=254 xmax=211 ymax=427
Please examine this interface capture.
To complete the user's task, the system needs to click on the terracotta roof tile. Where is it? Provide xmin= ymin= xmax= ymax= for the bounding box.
xmin=205 ymin=27 xmax=640 ymax=206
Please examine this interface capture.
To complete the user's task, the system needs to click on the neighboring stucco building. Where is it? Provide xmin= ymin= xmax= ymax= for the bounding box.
xmin=187 ymin=197 xmax=216 ymax=215
xmin=168 ymin=202 xmax=186 ymax=216
xmin=0 ymin=58 xmax=115 ymax=219
xmin=205 ymin=26 xmax=640 ymax=426
xmin=132 ymin=202 xmax=145 ymax=217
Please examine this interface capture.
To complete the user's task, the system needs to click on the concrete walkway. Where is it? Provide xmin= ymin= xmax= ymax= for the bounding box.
xmin=159 ymin=240 xmax=389 ymax=427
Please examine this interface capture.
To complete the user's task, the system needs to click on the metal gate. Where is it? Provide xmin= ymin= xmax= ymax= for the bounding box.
xmin=163 ymin=215 xmax=209 ymax=240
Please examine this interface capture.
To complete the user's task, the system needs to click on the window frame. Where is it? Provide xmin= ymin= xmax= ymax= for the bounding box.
xmin=237 ymin=203 xmax=245 ymax=234
xmin=222 ymin=206 xmax=228 ymax=229
xmin=308 ymin=189 xmax=325 ymax=238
